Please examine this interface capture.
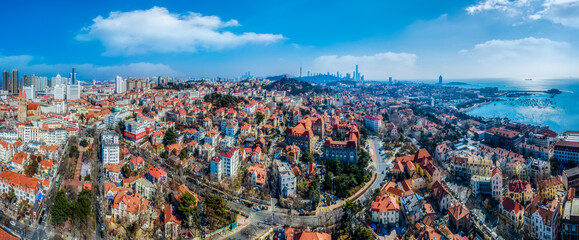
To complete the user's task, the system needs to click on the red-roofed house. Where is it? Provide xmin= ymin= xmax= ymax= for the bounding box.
xmin=448 ymin=203 xmax=470 ymax=231
xmin=248 ymin=165 xmax=267 ymax=187
xmin=146 ymin=166 xmax=167 ymax=183
xmin=499 ymin=197 xmax=524 ymax=229
xmin=129 ymin=156 xmax=145 ymax=170
xmin=371 ymin=195 xmax=400 ymax=226
xmin=0 ymin=171 xmax=44 ymax=204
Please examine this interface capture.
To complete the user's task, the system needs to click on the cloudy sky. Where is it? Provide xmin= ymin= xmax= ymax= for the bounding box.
xmin=1 ymin=0 xmax=579 ymax=81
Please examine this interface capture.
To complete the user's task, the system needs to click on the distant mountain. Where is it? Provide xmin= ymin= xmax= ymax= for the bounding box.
xmin=263 ymin=77 xmax=329 ymax=95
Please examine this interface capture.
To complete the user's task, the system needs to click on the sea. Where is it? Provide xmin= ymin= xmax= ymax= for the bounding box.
xmin=413 ymin=78 xmax=579 ymax=134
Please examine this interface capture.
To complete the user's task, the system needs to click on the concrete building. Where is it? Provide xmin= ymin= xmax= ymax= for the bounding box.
xmin=101 ymin=132 xmax=120 ymax=165
xmin=563 ymin=198 xmax=579 ymax=240
xmin=371 ymin=195 xmax=399 ymax=226
xmin=555 ymin=141 xmax=579 ymax=165
xmin=277 ymin=162 xmax=296 ymax=197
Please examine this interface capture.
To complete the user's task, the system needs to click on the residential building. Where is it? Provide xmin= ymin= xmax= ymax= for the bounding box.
xmin=448 ymin=203 xmax=470 ymax=232
xmin=508 ymin=180 xmax=533 ymax=204
xmin=564 ymin=166 xmax=579 ymax=189
xmin=485 ymin=127 xmax=522 ymax=150
xmin=278 ymin=162 xmax=296 ymax=197
xmin=101 ymin=132 xmax=120 ymax=165
xmin=0 ymin=171 xmax=45 ymax=204
xmin=219 ymin=147 xmax=240 ymax=179
xmin=499 ymin=197 xmax=524 ymax=229
xmin=562 ymin=197 xmax=579 ymax=240
xmin=491 ymin=168 xmax=503 ymax=201
xmin=248 ymin=164 xmax=267 ymax=187
xmin=538 ymin=176 xmax=564 ymax=200
xmin=555 ymin=141 xmax=579 ymax=165
xmin=371 ymin=195 xmax=400 ymax=226
xmin=364 ymin=115 xmax=383 ymax=132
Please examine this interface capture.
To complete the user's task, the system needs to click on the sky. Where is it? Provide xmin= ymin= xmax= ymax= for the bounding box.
xmin=1 ymin=0 xmax=579 ymax=81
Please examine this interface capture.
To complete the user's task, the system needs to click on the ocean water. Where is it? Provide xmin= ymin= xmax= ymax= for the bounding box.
xmin=455 ymin=78 xmax=579 ymax=133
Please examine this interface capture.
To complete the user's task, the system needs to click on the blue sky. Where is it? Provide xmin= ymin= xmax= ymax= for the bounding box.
xmin=1 ymin=0 xmax=579 ymax=81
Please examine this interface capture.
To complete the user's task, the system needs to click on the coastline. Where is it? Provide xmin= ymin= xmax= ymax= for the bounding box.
xmin=458 ymin=100 xmax=493 ymax=112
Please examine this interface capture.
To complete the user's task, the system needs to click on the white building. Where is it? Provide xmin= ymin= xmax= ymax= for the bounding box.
xmin=53 ymin=85 xmax=66 ymax=100
xmin=277 ymin=162 xmax=296 ymax=197
xmin=0 ymin=171 xmax=45 ymax=204
xmin=101 ymin=132 xmax=120 ymax=165
xmin=364 ymin=115 xmax=383 ymax=132
xmin=371 ymin=195 xmax=400 ymax=226
xmin=219 ymin=147 xmax=240 ymax=178
xmin=492 ymin=168 xmax=503 ymax=201
xmin=66 ymin=84 xmax=81 ymax=100
xmin=115 ymin=76 xmax=126 ymax=94
xmin=23 ymin=86 xmax=34 ymax=100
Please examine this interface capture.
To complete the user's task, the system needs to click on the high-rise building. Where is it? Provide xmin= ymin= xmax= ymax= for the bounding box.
xmin=66 ymin=84 xmax=81 ymax=100
xmin=70 ymin=68 xmax=76 ymax=85
xmin=11 ymin=69 xmax=19 ymax=95
xmin=53 ymin=85 xmax=66 ymax=100
xmin=355 ymin=65 xmax=359 ymax=81
xmin=115 ymin=75 xmax=126 ymax=94
xmin=439 ymin=75 xmax=443 ymax=85
xmin=389 ymin=77 xmax=393 ymax=84
xmin=2 ymin=71 xmax=9 ymax=91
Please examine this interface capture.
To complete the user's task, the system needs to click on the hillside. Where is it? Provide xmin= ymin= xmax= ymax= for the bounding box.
xmin=263 ymin=77 xmax=328 ymax=95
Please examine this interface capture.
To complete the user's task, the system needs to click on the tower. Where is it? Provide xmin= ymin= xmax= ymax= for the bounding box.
xmin=389 ymin=77 xmax=392 ymax=84
xmin=2 ymin=71 xmax=9 ymax=91
xmin=70 ymin=67 xmax=77 ymax=85
xmin=299 ymin=64 xmax=302 ymax=78
xmin=355 ymin=65 xmax=359 ymax=81
xmin=11 ymin=69 xmax=18 ymax=95
xmin=439 ymin=75 xmax=443 ymax=85
xmin=17 ymin=87 xmax=27 ymax=122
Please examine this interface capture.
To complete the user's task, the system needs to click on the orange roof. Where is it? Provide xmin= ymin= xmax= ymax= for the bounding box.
xmin=295 ymin=231 xmax=332 ymax=240
xmin=371 ymin=195 xmax=399 ymax=213
xmin=0 ymin=227 xmax=19 ymax=240
xmin=0 ymin=171 xmax=43 ymax=194
xmin=11 ymin=152 xmax=28 ymax=165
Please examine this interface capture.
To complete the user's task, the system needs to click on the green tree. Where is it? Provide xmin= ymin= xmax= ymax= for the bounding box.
xmin=178 ymin=192 xmax=200 ymax=227
xmin=7 ymin=188 xmax=16 ymax=202
xmin=121 ymin=164 xmax=132 ymax=178
xmin=69 ymin=145 xmax=79 ymax=159
xmin=351 ymin=226 xmax=374 ymax=240
xmin=163 ymin=128 xmax=177 ymax=146
xmin=24 ymin=159 xmax=39 ymax=177
xmin=72 ymin=189 xmax=92 ymax=220
xmin=51 ymin=190 xmax=70 ymax=226
xmin=80 ymin=139 xmax=89 ymax=147
xmin=160 ymin=151 xmax=168 ymax=159
xmin=179 ymin=148 xmax=189 ymax=161
xmin=256 ymin=112 xmax=265 ymax=125
xmin=118 ymin=120 xmax=126 ymax=133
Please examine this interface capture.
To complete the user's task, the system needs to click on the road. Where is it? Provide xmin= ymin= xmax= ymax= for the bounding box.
xmin=226 ymin=136 xmax=391 ymax=240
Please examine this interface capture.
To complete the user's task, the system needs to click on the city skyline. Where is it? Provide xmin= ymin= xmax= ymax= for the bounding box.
xmin=1 ymin=1 xmax=579 ymax=80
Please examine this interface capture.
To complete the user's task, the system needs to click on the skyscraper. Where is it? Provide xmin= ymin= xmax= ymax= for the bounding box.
xmin=115 ymin=75 xmax=126 ymax=94
xmin=2 ymin=71 xmax=9 ymax=91
xmin=70 ymin=68 xmax=77 ymax=85
xmin=11 ymin=69 xmax=19 ymax=95
xmin=389 ymin=77 xmax=393 ymax=84
xmin=355 ymin=65 xmax=359 ymax=81
xmin=439 ymin=75 xmax=443 ymax=85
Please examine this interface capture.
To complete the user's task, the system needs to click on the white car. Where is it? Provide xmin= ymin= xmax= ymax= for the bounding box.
xmin=10 ymin=220 xmax=15 ymax=226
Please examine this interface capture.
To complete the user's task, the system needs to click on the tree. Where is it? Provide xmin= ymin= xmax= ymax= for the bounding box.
xmin=178 ymin=192 xmax=199 ymax=227
xmin=256 ymin=112 xmax=265 ymax=125
xmin=80 ymin=139 xmax=89 ymax=147
xmin=117 ymin=120 xmax=126 ymax=133
xmin=69 ymin=145 xmax=79 ymax=159
xmin=179 ymin=148 xmax=189 ymax=161
xmin=51 ymin=190 xmax=70 ymax=226
xmin=7 ymin=188 xmax=16 ymax=203
xmin=24 ymin=159 xmax=39 ymax=177
xmin=121 ymin=164 xmax=132 ymax=178
xmin=72 ymin=189 xmax=92 ymax=220
xmin=351 ymin=226 xmax=374 ymax=240
xmin=163 ymin=128 xmax=177 ymax=146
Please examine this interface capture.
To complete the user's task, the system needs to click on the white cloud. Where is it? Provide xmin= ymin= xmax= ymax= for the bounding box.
xmin=312 ymin=52 xmax=418 ymax=80
xmin=456 ymin=37 xmax=578 ymax=78
xmin=76 ymin=7 xmax=285 ymax=55
xmin=530 ymin=0 xmax=579 ymax=27
xmin=0 ymin=54 xmax=178 ymax=80
xmin=466 ymin=0 xmax=579 ymax=28
xmin=466 ymin=0 xmax=531 ymax=15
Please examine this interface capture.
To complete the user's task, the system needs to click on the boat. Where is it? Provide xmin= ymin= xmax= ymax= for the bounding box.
xmin=525 ymin=78 xmax=532 ymax=81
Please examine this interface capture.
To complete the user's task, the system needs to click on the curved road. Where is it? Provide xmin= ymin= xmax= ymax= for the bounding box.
xmin=225 ymin=136 xmax=393 ymax=239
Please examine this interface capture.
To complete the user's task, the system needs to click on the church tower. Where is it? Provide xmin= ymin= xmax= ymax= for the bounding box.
xmin=17 ymin=88 xmax=27 ymax=122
